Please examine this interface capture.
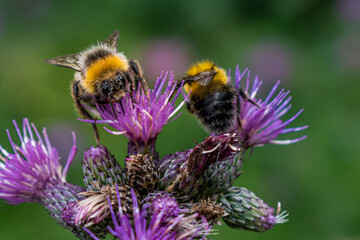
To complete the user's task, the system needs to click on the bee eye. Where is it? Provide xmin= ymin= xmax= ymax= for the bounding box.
xmin=115 ymin=74 xmax=124 ymax=84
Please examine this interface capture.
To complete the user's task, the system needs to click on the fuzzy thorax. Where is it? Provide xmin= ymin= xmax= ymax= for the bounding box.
xmin=83 ymin=54 xmax=129 ymax=94
xmin=184 ymin=60 xmax=228 ymax=97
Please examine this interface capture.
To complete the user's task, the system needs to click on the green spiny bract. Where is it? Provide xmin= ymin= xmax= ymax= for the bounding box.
xmin=219 ymin=186 xmax=288 ymax=232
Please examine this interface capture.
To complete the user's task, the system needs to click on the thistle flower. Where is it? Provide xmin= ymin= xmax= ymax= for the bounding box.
xmin=232 ymin=66 xmax=308 ymax=148
xmin=84 ymin=187 xmax=211 ymax=240
xmin=141 ymin=190 xmax=182 ymax=223
xmin=61 ymin=184 xmax=134 ymax=228
xmin=219 ymin=186 xmax=288 ymax=232
xmin=81 ymin=72 xmax=186 ymax=157
xmin=158 ymin=134 xmax=241 ymax=202
xmin=0 ymin=119 xmax=98 ymax=239
xmin=0 ymin=118 xmax=79 ymax=204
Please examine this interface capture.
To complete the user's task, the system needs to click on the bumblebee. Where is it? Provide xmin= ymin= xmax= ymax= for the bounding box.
xmin=46 ymin=31 xmax=149 ymax=143
xmin=182 ymin=61 xmax=260 ymax=135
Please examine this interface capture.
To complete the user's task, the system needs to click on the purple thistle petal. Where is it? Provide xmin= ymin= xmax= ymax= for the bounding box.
xmin=85 ymin=185 xmax=211 ymax=240
xmin=142 ymin=191 xmax=182 ymax=224
xmin=82 ymin=227 xmax=100 ymax=240
xmin=232 ymin=66 xmax=307 ymax=148
xmin=80 ymin=72 xmax=185 ymax=146
xmin=0 ymin=119 xmax=77 ymax=204
xmin=62 ymin=132 xmax=77 ymax=180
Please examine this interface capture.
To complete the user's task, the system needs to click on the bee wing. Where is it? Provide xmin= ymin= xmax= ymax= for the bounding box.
xmin=183 ymin=70 xmax=216 ymax=86
xmin=45 ymin=54 xmax=80 ymax=71
xmin=102 ymin=30 xmax=119 ymax=50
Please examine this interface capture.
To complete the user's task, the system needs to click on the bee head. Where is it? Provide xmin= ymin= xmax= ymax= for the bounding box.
xmin=99 ymin=72 xmax=127 ymax=101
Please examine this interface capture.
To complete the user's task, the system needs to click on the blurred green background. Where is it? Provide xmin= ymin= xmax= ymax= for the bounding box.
xmin=0 ymin=0 xmax=359 ymax=239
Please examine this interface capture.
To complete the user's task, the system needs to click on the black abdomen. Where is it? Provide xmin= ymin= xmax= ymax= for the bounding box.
xmin=187 ymin=89 xmax=238 ymax=134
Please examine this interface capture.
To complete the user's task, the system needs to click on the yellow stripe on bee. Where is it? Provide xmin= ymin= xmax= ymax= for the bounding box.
xmin=184 ymin=61 xmax=228 ymax=95
xmin=84 ymin=55 xmax=129 ymax=94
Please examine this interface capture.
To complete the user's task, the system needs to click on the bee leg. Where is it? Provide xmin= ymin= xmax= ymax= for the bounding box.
xmin=128 ymin=60 xmax=141 ymax=86
xmin=124 ymin=72 xmax=135 ymax=102
xmin=109 ymin=98 xmax=121 ymax=117
xmin=74 ymin=99 xmax=100 ymax=145
xmin=169 ymin=80 xmax=185 ymax=101
xmin=237 ymin=116 xmax=245 ymax=133
xmin=237 ymin=114 xmax=250 ymax=142
xmin=186 ymin=101 xmax=195 ymax=114
xmin=239 ymin=88 xmax=261 ymax=108
xmin=129 ymin=59 xmax=150 ymax=100
xmin=118 ymin=100 xmax=125 ymax=115
xmin=235 ymin=93 xmax=249 ymax=140
xmin=72 ymin=81 xmax=100 ymax=144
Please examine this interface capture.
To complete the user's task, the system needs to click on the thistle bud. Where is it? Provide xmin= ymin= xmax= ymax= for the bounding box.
xmin=125 ymin=154 xmax=158 ymax=196
xmin=82 ymin=145 xmax=126 ymax=191
xmin=202 ymin=152 xmax=243 ymax=196
xmin=219 ymin=186 xmax=288 ymax=232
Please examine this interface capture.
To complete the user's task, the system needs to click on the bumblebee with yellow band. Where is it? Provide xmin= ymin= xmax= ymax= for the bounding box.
xmin=182 ymin=60 xmax=260 ymax=135
xmin=46 ymin=31 xmax=149 ymax=144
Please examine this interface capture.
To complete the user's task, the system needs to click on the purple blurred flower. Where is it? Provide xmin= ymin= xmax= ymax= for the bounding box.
xmin=0 ymin=119 xmax=77 ymax=204
xmin=47 ymin=121 xmax=85 ymax=164
xmin=141 ymin=38 xmax=191 ymax=81
xmin=84 ymin=187 xmax=211 ymax=240
xmin=334 ymin=33 xmax=360 ymax=71
xmin=246 ymin=42 xmax=294 ymax=84
xmin=232 ymin=66 xmax=307 ymax=148
xmin=336 ymin=0 xmax=360 ymax=23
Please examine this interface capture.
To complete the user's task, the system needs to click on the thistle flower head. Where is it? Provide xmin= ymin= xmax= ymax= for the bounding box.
xmin=84 ymin=186 xmax=211 ymax=240
xmin=142 ymin=190 xmax=182 ymax=223
xmin=0 ymin=119 xmax=77 ymax=204
xmin=187 ymin=133 xmax=241 ymax=178
xmin=160 ymin=134 xmax=242 ymax=202
xmin=82 ymin=72 xmax=185 ymax=147
xmin=61 ymin=184 xmax=134 ymax=228
xmin=233 ymin=66 xmax=308 ymax=148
